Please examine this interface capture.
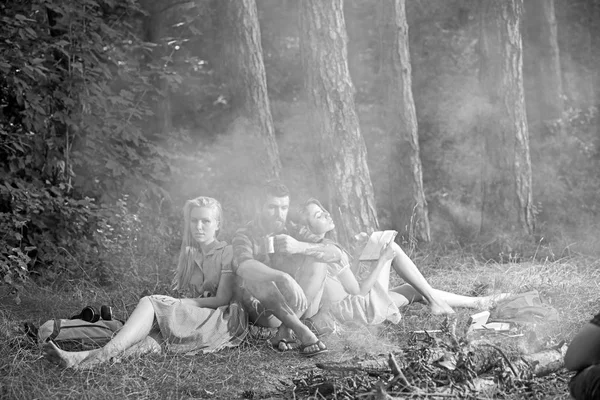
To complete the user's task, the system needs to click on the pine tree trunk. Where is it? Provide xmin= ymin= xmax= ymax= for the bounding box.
xmin=478 ymin=0 xmax=535 ymax=236
xmin=299 ymin=0 xmax=379 ymax=247
xmin=524 ymin=0 xmax=563 ymax=125
xmin=588 ymin=0 xmax=600 ymax=152
xmin=216 ymin=0 xmax=282 ymax=181
xmin=140 ymin=0 xmax=172 ymax=136
xmin=379 ymin=0 xmax=431 ymax=243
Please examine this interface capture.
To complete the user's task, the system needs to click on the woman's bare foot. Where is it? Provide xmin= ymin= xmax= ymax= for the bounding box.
xmin=42 ymin=341 xmax=93 ymax=369
xmin=429 ymin=299 xmax=456 ymax=315
xmin=477 ymin=293 xmax=512 ymax=310
xmin=76 ymin=350 xmax=112 ymax=369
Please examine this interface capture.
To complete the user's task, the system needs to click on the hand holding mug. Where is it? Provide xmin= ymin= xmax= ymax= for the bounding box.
xmin=273 ymin=234 xmax=300 ymax=254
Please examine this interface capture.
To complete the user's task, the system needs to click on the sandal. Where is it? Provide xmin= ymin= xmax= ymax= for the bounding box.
xmin=249 ymin=325 xmax=275 ymax=341
xmin=303 ymin=317 xmax=335 ymax=338
xmin=276 ymin=339 xmax=300 ymax=352
xmin=299 ymin=340 xmax=328 ymax=357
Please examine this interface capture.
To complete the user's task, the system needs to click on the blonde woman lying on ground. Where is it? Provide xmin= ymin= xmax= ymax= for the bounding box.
xmin=43 ymin=196 xmax=247 ymax=369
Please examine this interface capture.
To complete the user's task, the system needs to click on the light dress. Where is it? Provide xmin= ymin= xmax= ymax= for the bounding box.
xmin=147 ymin=240 xmax=248 ymax=354
xmin=316 ymin=244 xmax=401 ymax=326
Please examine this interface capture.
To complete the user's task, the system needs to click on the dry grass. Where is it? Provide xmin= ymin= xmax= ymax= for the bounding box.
xmin=1 ymin=253 xmax=598 ymax=399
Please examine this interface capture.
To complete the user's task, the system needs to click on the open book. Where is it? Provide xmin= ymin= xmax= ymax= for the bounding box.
xmin=358 ymin=230 xmax=398 ymax=261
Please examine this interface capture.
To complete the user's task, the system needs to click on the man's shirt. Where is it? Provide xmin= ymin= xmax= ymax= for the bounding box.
xmin=232 ymin=217 xmax=320 ymax=273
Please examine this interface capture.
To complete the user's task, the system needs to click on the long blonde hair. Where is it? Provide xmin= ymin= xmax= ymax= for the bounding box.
xmin=173 ymin=196 xmax=223 ymax=292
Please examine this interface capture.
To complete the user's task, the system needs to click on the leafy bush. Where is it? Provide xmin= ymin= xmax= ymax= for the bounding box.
xmin=0 ymin=0 xmax=192 ymax=295
xmin=0 ymin=180 xmax=98 ymax=298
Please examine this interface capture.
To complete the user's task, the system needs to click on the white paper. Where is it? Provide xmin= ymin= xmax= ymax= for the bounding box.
xmin=358 ymin=230 xmax=398 ymax=261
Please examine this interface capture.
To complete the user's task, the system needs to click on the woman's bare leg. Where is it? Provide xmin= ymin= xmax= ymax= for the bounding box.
xmin=116 ymin=333 xmax=162 ymax=359
xmin=42 ymin=335 xmax=161 ymax=369
xmin=42 ymin=342 xmax=99 ymax=369
xmin=389 ymin=243 xmax=455 ymax=315
xmin=43 ymin=296 xmax=157 ymax=369
xmin=388 ymin=291 xmax=410 ymax=308
xmin=390 ymin=284 xmax=511 ymax=310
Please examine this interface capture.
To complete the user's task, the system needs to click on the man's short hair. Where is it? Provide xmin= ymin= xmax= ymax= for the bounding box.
xmin=262 ymin=179 xmax=290 ymax=200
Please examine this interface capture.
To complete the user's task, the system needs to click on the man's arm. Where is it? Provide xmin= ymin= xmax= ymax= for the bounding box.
xmin=236 ymin=259 xmax=286 ymax=282
xmin=565 ymin=320 xmax=600 ymax=371
xmin=232 ymin=227 xmax=294 ymax=282
xmin=274 ymin=234 xmax=343 ymax=263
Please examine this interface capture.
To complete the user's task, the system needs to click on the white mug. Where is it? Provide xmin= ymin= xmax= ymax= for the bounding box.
xmin=266 ymin=236 xmax=275 ymax=254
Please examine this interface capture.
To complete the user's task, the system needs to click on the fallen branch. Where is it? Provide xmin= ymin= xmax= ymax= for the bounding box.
xmin=519 ymin=343 xmax=568 ymax=377
xmin=468 ymin=340 xmax=567 ymax=377
xmin=315 ymin=358 xmax=391 ymax=376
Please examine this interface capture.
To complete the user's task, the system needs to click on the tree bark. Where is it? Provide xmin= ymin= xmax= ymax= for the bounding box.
xmin=299 ymin=0 xmax=379 ymax=247
xmin=588 ymin=0 xmax=600 ymax=152
xmin=523 ymin=0 xmax=563 ymax=125
xmin=379 ymin=0 xmax=431 ymax=242
xmin=140 ymin=0 xmax=172 ymax=136
xmin=478 ymin=0 xmax=535 ymax=236
xmin=216 ymin=0 xmax=282 ymax=181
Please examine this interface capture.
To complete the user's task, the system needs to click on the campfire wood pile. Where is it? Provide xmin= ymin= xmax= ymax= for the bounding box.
xmin=288 ymin=316 xmax=568 ymax=399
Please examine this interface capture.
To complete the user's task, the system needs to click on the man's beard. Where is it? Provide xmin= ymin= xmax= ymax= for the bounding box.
xmin=273 ymin=219 xmax=285 ymax=231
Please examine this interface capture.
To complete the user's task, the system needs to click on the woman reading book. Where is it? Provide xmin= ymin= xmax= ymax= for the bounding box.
xmin=297 ymin=198 xmax=510 ymax=329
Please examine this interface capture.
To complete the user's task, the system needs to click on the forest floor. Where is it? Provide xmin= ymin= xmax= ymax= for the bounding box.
xmin=1 ymin=252 xmax=598 ymax=399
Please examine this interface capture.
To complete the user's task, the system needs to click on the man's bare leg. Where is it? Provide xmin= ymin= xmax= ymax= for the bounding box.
xmin=43 ymin=296 xmax=157 ymax=369
xmin=255 ymin=279 xmax=325 ymax=353
xmin=271 ymin=304 xmax=325 ymax=354
xmin=294 ymin=260 xmax=327 ymax=319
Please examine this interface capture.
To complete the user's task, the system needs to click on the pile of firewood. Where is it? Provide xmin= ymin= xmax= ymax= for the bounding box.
xmin=289 ymin=316 xmax=567 ymax=399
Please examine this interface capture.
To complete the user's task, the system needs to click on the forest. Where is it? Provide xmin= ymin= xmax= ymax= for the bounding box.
xmin=1 ymin=0 xmax=599 ymax=289
xmin=1 ymin=0 xmax=599 ymax=399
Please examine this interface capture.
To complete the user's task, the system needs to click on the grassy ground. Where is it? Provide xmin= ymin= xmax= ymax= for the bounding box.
xmin=1 ymin=253 xmax=598 ymax=399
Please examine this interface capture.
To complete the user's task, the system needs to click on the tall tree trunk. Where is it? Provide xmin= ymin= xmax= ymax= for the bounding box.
xmin=216 ymin=0 xmax=282 ymax=180
xmin=215 ymin=0 xmax=282 ymax=218
xmin=588 ymin=0 xmax=600 ymax=152
xmin=478 ymin=0 xmax=535 ymax=236
xmin=140 ymin=0 xmax=172 ymax=135
xmin=379 ymin=0 xmax=431 ymax=243
xmin=299 ymin=0 xmax=378 ymax=247
xmin=523 ymin=0 xmax=563 ymax=126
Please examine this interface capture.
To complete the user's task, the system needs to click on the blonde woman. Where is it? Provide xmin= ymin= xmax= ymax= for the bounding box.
xmin=43 ymin=196 xmax=247 ymax=369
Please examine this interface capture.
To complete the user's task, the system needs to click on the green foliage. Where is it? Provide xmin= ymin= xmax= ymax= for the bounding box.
xmin=0 ymin=0 xmax=203 ymax=293
xmin=91 ymin=194 xmax=177 ymax=287
xmin=0 ymin=179 xmax=96 ymax=294
xmin=1 ymin=0 xmax=600 ymax=296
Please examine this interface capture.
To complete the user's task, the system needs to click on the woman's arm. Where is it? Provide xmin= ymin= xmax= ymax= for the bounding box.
xmin=180 ymin=272 xmax=235 ymax=309
xmin=337 ymin=243 xmax=396 ymax=296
